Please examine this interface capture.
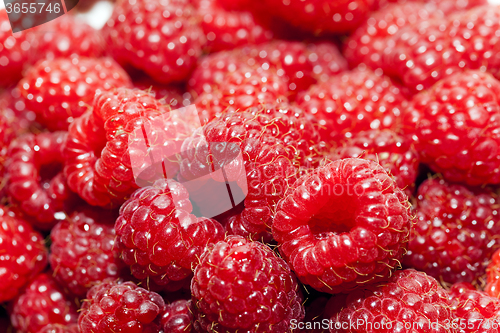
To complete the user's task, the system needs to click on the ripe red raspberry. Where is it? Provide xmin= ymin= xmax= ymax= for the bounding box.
xmin=161 ymin=299 xmax=193 ymax=333
xmin=6 ymin=132 xmax=74 ymax=230
xmin=19 ymin=56 xmax=132 ymax=131
xmin=404 ymin=178 xmax=500 ymax=286
xmin=344 ymin=2 xmax=444 ymax=71
xmin=189 ymin=40 xmax=347 ymax=97
xmin=486 ymin=249 xmax=500 ymax=298
xmin=180 ymin=108 xmax=300 ymax=242
xmin=328 ymin=129 xmax=420 ymax=196
xmin=78 ymin=279 xmax=166 ymax=333
xmin=39 ymin=324 xmax=79 ymax=333
xmin=9 ymin=273 xmax=78 ymax=333
xmin=0 ymin=207 xmax=47 ymax=303
xmin=403 ymin=71 xmax=500 ymax=185
xmin=0 ymin=109 xmax=17 ymax=196
xmin=115 ymin=179 xmax=224 ymax=291
xmin=197 ymin=0 xmax=272 ymax=52
xmin=297 ymin=69 xmax=407 ymax=142
xmin=50 ymin=207 xmax=125 ymax=298
xmin=194 ymin=66 xmax=289 ymax=123
xmin=191 ymin=235 xmax=305 ymax=332
xmin=63 ymin=88 xmax=192 ymax=207
xmin=29 ymin=15 xmax=105 ymax=65
xmin=0 ymin=87 xmax=38 ymax=135
xmin=449 ymin=282 xmax=500 ymax=333
xmin=105 ymin=0 xmax=204 ymax=84
xmin=264 ymin=0 xmax=373 ymax=34
xmin=272 ymin=158 xmax=412 ymax=294
xmin=327 ymin=269 xmax=455 ymax=333
xmin=382 ymin=5 xmax=500 ymax=93
xmin=0 ymin=10 xmax=35 ymax=87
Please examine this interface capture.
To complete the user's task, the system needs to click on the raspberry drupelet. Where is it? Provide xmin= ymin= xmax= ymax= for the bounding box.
xmin=486 ymin=249 xmax=500 ymax=298
xmin=272 ymin=158 xmax=412 ymax=294
xmin=161 ymin=299 xmax=193 ymax=333
xmin=191 ymin=235 xmax=305 ymax=332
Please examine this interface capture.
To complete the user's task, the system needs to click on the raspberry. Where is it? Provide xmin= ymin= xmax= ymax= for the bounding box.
xmin=0 ymin=87 xmax=38 ymax=135
xmin=272 ymin=158 xmax=412 ymax=294
xmin=6 ymin=132 xmax=74 ymax=230
xmin=382 ymin=5 xmax=500 ymax=93
xmin=115 ymin=179 xmax=225 ymax=291
xmin=9 ymin=273 xmax=79 ymax=333
xmin=0 ymin=110 xmax=17 ymax=196
xmin=191 ymin=235 xmax=305 ymax=332
xmin=486 ymin=249 xmax=500 ymax=297
xmin=0 ymin=9 xmax=35 ymax=87
xmin=194 ymin=66 xmax=288 ymax=123
xmin=78 ymin=279 xmax=166 ymax=333
xmin=197 ymin=0 xmax=272 ymax=52
xmin=449 ymin=282 xmax=500 ymax=333
xmin=327 ymin=129 xmax=420 ymax=196
xmin=63 ymin=88 xmax=191 ymax=207
xmin=0 ymin=207 xmax=47 ymax=303
xmin=18 ymin=57 xmax=132 ymax=131
xmin=403 ymin=71 xmax=500 ymax=185
xmin=297 ymin=69 xmax=407 ymax=142
xmin=29 ymin=15 xmax=105 ymax=65
xmin=50 ymin=207 xmax=125 ymax=298
xmin=264 ymin=0 xmax=373 ymax=34
xmin=327 ymin=269 xmax=455 ymax=333
xmin=161 ymin=299 xmax=193 ymax=333
xmin=344 ymin=2 xmax=445 ymax=71
xmin=105 ymin=0 xmax=204 ymax=84
xmin=180 ymin=108 xmax=299 ymax=242
xmin=39 ymin=324 xmax=79 ymax=333
xmin=188 ymin=40 xmax=347 ymax=98
xmin=404 ymin=178 xmax=500 ymax=286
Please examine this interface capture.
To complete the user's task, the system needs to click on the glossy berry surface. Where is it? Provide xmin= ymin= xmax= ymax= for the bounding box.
xmin=486 ymin=249 xmax=500 ymax=298
xmin=191 ymin=235 xmax=304 ymax=332
xmin=6 ymin=131 xmax=73 ymax=230
xmin=180 ymin=108 xmax=299 ymax=242
xmin=265 ymin=0 xmax=374 ymax=34
xmin=0 ymin=207 xmax=47 ymax=303
xmin=29 ymin=15 xmax=105 ymax=65
xmin=449 ymin=282 xmax=500 ymax=333
xmin=78 ymin=279 xmax=166 ymax=333
xmin=344 ymin=2 xmax=444 ymax=71
xmin=272 ymin=158 xmax=412 ymax=294
xmin=19 ymin=57 xmax=131 ymax=131
xmin=197 ymin=0 xmax=272 ymax=52
xmin=105 ymin=0 xmax=204 ymax=84
xmin=297 ymin=69 xmax=406 ymax=142
xmin=403 ymin=71 xmax=500 ymax=185
xmin=38 ymin=324 xmax=80 ymax=333
xmin=115 ymin=179 xmax=224 ymax=291
xmin=10 ymin=273 xmax=79 ymax=333
xmin=63 ymin=88 xmax=192 ymax=208
xmin=50 ymin=208 xmax=124 ymax=298
xmin=327 ymin=269 xmax=455 ymax=333
xmin=328 ymin=129 xmax=420 ymax=195
xmin=404 ymin=178 xmax=500 ymax=286
xmin=161 ymin=299 xmax=193 ymax=333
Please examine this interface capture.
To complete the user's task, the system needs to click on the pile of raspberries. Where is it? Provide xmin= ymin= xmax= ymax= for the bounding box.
xmin=4 ymin=0 xmax=500 ymax=332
